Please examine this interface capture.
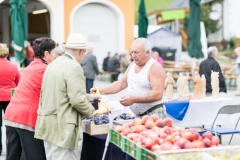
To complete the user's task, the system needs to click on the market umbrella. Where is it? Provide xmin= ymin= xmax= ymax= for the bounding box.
xmin=138 ymin=0 xmax=148 ymax=38
xmin=188 ymin=0 xmax=204 ymax=59
xmin=10 ymin=0 xmax=28 ymax=63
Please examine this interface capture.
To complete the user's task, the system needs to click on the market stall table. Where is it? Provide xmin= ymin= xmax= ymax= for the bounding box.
xmin=81 ymin=133 xmax=135 ymax=160
xmin=165 ymin=97 xmax=235 ymax=127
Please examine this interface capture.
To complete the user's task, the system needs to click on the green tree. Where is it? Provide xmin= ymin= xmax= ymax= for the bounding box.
xmin=200 ymin=4 xmax=220 ymax=36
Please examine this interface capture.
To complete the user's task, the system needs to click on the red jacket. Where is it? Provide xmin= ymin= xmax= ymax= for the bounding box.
xmin=0 ymin=58 xmax=20 ymax=101
xmin=4 ymin=58 xmax=47 ymax=128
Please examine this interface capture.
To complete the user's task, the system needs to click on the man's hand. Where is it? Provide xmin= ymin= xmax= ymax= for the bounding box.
xmin=89 ymin=94 xmax=102 ymax=101
xmin=91 ymin=104 xmax=95 ymax=114
xmin=120 ymin=95 xmax=135 ymax=106
xmin=90 ymin=87 xmax=102 ymax=95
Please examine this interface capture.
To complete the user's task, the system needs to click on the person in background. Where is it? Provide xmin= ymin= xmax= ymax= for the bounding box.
xmin=102 ymin=52 xmax=111 ymax=71
xmin=25 ymin=42 xmax=34 ymax=66
xmin=34 ymin=33 xmax=96 ymax=160
xmin=227 ymin=47 xmax=240 ymax=96
xmin=91 ymin=38 xmax=166 ymax=118
xmin=108 ymin=53 xmax=121 ymax=82
xmin=54 ymin=47 xmax=64 ymax=58
xmin=199 ymin=46 xmax=227 ymax=96
xmin=0 ymin=43 xmax=20 ymax=156
xmin=120 ymin=51 xmax=131 ymax=74
xmin=4 ymin=37 xmax=56 ymax=160
xmin=152 ymin=51 xmax=163 ymax=66
xmin=81 ymin=47 xmax=99 ymax=93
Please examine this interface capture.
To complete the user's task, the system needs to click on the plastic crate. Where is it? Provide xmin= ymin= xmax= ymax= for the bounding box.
xmin=109 ymin=129 xmax=122 ymax=148
xmin=122 ymin=136 xmax=138 ymax=159
xmin=137 ymin=147 xmax=158 ymax=160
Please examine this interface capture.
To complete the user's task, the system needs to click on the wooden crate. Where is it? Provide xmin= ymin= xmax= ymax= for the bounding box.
xmin=82 ymin=121 xmax=109 ymax=135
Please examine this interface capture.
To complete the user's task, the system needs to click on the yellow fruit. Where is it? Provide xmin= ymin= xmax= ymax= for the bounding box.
xmin=93 ymin=86 xmax=101 ymax=95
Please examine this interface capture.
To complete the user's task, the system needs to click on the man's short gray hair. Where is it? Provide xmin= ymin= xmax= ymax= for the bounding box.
xmin=132 ymin=38 xmax=151 ymax=54
xmin=207 ymin=46 xmax=218 ymax=57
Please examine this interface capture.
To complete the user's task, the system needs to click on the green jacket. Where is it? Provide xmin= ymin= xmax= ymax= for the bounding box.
xmin=34 ymin=55 xmax=92 ymax=150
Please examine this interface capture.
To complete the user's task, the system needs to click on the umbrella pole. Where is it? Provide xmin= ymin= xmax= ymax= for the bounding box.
xmin=102 ymin=134 xmax=109 ymax=160
xmin=192 ymin=57 xmax=196 ymax=76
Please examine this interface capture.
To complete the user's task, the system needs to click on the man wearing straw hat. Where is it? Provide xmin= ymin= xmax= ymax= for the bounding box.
xmin=35 ymin=33 xmax=98 ymax=159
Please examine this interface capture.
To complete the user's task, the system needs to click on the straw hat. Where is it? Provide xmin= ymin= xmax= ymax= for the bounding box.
xmin=62 ymin=33 xmax=88 ymax=49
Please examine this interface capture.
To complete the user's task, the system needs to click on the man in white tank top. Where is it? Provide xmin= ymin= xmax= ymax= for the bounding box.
xmin=91 ymin=38 xmax=166 ymax=118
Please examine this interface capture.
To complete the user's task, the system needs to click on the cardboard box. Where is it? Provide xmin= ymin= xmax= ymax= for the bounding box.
xmin=82 ymin=121 xmax=109 ymax=135
xmin=113 ymin=119 xmax=133 ymax=126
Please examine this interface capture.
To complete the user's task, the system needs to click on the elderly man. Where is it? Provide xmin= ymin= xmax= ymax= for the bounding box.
xmin=81 ymin=47 xmax=99 ymax=93
xmin=91 ymin=38 xmax=166 ymax=118
xmin=199 ymin=46 xmax=227 ymax=95
xmin=34 ymin=33 xmax=96 ymax=160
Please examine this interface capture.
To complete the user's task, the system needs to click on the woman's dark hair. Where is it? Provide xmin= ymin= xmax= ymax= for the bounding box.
xmin=32 ymin=37 xmax=56 ymax=58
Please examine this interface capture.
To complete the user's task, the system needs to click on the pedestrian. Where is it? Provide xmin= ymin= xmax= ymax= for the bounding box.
xmin=91 ymin=38 xmax=166 ymax=118
xmin=0 ymin=43 xmax=21 ymax=155
xmin=34 ymin=33 xmax=97 ymax=160
xmin=54 ymin=47 xmax=64 ymax=58
xmin=227 ymin=47 xmax=240 ymax=96
xmin=102 ymin=52 xmax=111 ymax=71
xmin=152 ymin=51 xmax=163 ymax=66
xmin=81 ymin=47 xmax=99 ymax=93
xmin=120 ymin=52 xmax=131 ymax=74
xmin=107 ymin=53 xmax=121 ymax=82
xmin=3 ymin=37 xmax=56 ymax=160
xmin=199 ymin=46 xmax=227 ymax=96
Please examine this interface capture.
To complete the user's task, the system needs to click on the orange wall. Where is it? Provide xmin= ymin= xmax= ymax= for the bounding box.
xmin=64 ymin=0 xmax=134 ymax=50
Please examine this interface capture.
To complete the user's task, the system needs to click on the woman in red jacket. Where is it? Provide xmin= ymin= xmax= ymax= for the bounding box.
xmin=0 ymin=43 xmax=20 ymax=155
xmin=4 ymin=37 xmax=56 ymax=160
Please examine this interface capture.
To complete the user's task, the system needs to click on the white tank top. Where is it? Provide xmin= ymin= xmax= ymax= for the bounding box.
xmin=127 ymin=58 xmax=163 ymax=115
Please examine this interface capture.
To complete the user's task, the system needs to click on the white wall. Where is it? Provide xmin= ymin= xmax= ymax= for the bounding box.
xmin=208 ymin=0 xmax=240 ymax=42
xmin=72 ymin=3 xmax=119 ymax=64
xmin=38 ymin=0 xmax=65 ymax=45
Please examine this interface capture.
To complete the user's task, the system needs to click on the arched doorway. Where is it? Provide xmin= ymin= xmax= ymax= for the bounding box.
xmin=0 ymin=0 xmax=50 ymax=44
xmin=70 ymin=0 xmax=125 ymax=64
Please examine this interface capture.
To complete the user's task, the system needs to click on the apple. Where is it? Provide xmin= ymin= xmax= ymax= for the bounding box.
xmin=192 ymin=140 xmax=206 ymax=148
xmin=166 ymin=135 xmax=175 ymax=144
xmin=171 ymin=145 xmax=181 ymax=150
xmin=132 ymin=125 xmax=143 ymax=133
xmin=148 ymin=132 xmax=158 ymax=139
xmin=184 ymin=142 xmax=195 ymax=149
xmin=203 ymin=138 xmax=212 ymax=147
xmin=140 ymin=130 xmax=150 ymax=137
xmin=211 ymin=136 xmax=220 ymax=146
xmin=151 ymin=114 xmax=159 ymax=122
xmin=164 ymin=117 xmax=173 ymax=127
xmin=144 ymin=138 xmax=155 ymax=149
xmin=155 ymin=119 xmax=165 ymax=128
xmin=122 ymin=128 xmax=131 ymax=136
xmin=181 ymin=131 xmax=192 ymax=141
xmin=175 ymin=138 xmax=190 ymax=149
xmin=133 ymin=118 xmax=142 ymax=126
xmin=151 ymin=144 xmax=161 ymax=152
xmin=163 ymin=126 xmax=172 ymax=135
xmin=202 ymin=132 xmax=213 ymax=139
xmin=142 ymin=115 xmax=150 ymax=125
xmin=189 ymin=131 xmax=200 ymax=141
xmin=127 ymin=133 xmax=136 ymax=140
xmin=114 ymin=125 xmax=123 ymax=133
xmin=159 ymin=132 xmax=167 ymax=139
xmin=145 ymin=120 xmax=155 ymax=129
xmin=160 ymin=142 xmax=173 ymax=150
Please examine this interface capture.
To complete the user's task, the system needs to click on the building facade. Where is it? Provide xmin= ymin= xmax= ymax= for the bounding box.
xmin=0 ymin=0 xmax=134 ymax=63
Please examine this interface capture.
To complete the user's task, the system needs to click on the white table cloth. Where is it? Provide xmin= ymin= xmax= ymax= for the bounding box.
xmin=168 ymin=97 xmax=235 ymax=127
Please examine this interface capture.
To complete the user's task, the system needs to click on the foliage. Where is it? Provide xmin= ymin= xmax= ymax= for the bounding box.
xmin=200 ymin=4 xmax=220 ymax=36
xmin=135 ymin=0 xmax=174 ymax=24
xmin=229 ymin=37 xmax=236 ymax=50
